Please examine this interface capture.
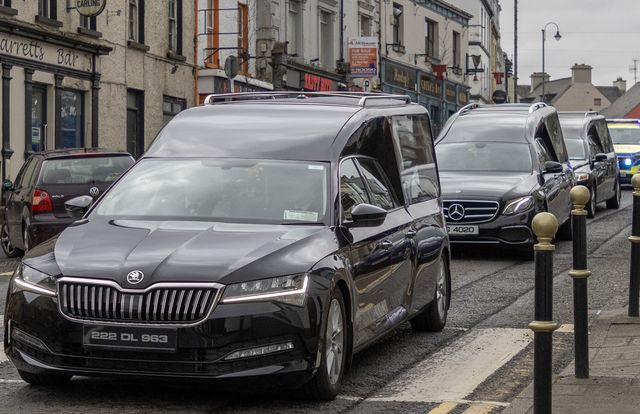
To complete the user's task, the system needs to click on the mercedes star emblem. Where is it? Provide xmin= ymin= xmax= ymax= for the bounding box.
xmin=126 ymin=270 xmax=144 ymax=285
xmin=89 ymin=187 xmax=100 ymax=197
xmin=448 ymin=203 xmax=465 ymax=221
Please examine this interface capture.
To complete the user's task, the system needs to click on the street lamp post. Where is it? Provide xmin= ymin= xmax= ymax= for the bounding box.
xmin=541 ymin=22 xmax=561 ymax=103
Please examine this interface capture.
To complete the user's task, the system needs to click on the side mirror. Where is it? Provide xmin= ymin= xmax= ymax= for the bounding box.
xmin=594 ymin=153 xmax=607 ymax=163
xmin=542 ymin=161 xmax=563 ymax=174
xmin=64 ymin=195 xmax=93 ymax=219
xmin=2 ymin=179 xmax=13 ymax=192
xmin=348 ymin=203 xmax=387 ymax=227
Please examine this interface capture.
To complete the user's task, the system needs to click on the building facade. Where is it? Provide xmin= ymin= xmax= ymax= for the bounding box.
xmin=379 ymin=0 xmax=471 ymax=133
xmin=0 ymin=0 xmax=195 ymax=180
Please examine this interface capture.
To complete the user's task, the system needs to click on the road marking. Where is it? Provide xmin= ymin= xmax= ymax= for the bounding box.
xmin=337 ymin=395 xmax=364 ymax=401
xmin=426 ymin=401 xmax=458 ymax=414
xmin=368 ymin=328 xmax=532 ymax=403
xmin=0 ymin=315 xmax=5 ymax=362
xmin=461 ymin=402 xmax=496 ymax=414
xmin=0 ymin=271 xmax=12 ymax=276
xmin=0 ymin=380 xmax=22 ymax=384
xmin=557 ymin=324 xmax=574 ymax=333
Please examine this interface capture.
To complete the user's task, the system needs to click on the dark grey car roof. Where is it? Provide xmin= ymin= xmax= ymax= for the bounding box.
xmin=144 ymin=103 xmax=362 ymax=161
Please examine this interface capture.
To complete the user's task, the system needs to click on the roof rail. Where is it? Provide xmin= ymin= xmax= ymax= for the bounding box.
xmin=528 ymin=102 xmax=547 ymax=113
xmin=202 ymin=91 xmax=412 ymax=107
xmin=457 ymin=103 xmax=480 ymax=115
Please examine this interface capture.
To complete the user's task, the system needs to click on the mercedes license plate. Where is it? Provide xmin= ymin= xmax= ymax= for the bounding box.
xmin=447 ymin=225 xmax=479 ymax=235
xmin=83 ymin=325 xmax=177 ymax=352
xmin=620 ymin=171 xmax=627 ymax=177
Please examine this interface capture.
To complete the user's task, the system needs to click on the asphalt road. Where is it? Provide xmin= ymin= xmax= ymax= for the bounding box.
xmin=0 ymin=191 xmax=634 ymax=414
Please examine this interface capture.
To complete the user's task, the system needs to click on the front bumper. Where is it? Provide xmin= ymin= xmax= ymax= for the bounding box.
xmin=617 ymin=156 xmax=639 ymax=184
xmin=447 ymin=211 xmax=536 ymax=247
xmin=4 ymin=280 xmax=327 ymax=384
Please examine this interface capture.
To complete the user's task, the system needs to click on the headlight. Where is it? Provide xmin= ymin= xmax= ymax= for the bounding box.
xmin=221 ymin=274 xmax=308 ymax=306
xmin=12 ymin=264 xmax=57 ymax=297
xmin=502 ymin=196 xmax=535 ymax=216
xmin=575 ymin=172 xmax=590 ymax=182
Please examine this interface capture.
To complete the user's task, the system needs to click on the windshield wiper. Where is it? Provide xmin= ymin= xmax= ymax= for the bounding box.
xmin=280 ymin=221 xmax=325 ymax=225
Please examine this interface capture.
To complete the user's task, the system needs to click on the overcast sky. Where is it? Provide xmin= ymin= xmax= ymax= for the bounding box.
xmin=499 ymin=0 xmax=640 ymax=89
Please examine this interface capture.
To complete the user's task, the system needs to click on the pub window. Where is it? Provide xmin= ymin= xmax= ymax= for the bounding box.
xmin=287 ymin=0 xmax=301 ymax=56
xmin=205 ymin=0 xmax=217 ymax=66
xmin=128 ymin=0 xmax=145 ymax=43
xmin=392 ymin=3 xmax=403 ymax=46
xmin=452 ymin=31 xmax=460 ymax=68
xmin=238 ymin=2 xmax=248 ymax=73
xmin=1 ymin=0 xmax=11 ymax=7
xmin=31 ymin=85 xmax=47 ymax=152
xmin=319 ymin=10 xmax=334 ymax=69
xmin=80 ymin=15 xmax=97 ymax=31
xmin=163 ymin=96 xmax=186 ymax=126
xmin=359 ymin=14 xmax=371 ymax=37
xmin=39 ymin=0 xmax=57 ymax=19
xmin=425 ymin=18 xmax=438 ymax=59
xmin=59 ymin=90 xmax=85 ymax=149
xmin=168 ymin=0 xmax=183 ymax=55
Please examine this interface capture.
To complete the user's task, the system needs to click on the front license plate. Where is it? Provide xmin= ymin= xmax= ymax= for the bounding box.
xmin=83 ymin=325 xmax=177 ymax=352
xmin=621 ymin=171 xmax=628 ymax=177
xmin=447 ymin=225 xmax=479 ymax=235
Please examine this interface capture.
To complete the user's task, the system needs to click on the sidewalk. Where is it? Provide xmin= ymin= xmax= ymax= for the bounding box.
xmin=504 ymin=308 xmax=640 ymax=413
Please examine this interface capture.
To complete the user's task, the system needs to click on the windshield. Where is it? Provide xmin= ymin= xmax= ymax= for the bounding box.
xmin=436 ymin=142 xmax=533 ymax=173
xmin=609 ymin=127 xmax=640 ymax=145
xmin=39 ymin=156 xmax=134 ymax=185
xmin=565 ymin=139 xmax=587 ymax=160
xmin=93 ymin=159 xmax=329 ymax=224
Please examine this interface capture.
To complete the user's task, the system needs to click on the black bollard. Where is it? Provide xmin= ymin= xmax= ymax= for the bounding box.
xmin=630 ymin=174 xmax=640 ymax=317
xmin=529 ymin=212 xmax=560 ymax=414
xmin=569 ymin=185 xmax=591 ymax=378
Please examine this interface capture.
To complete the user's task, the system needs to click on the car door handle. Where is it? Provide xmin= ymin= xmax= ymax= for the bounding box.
xmin=378 ymin=240 xmax=393 ymax=249
xmin=405 ymin=229 xmax=417 ymax=238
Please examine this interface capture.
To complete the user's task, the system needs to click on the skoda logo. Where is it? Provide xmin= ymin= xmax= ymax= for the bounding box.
xmin=126 ymin=270 xmax=144 ymax=285
xmin=89 ymin=187 xmax=100 ymax=197
xmin=448 ymin=203 xmax=465 ymax=221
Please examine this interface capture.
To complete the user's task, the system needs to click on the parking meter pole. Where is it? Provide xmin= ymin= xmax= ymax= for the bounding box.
xmin=529 ymin=212 xmax=559 ymax=414
xmin=569 ymin=185 xmax=590 ymax=379
xmin=629 ymin=174 xmax=640 ymax=317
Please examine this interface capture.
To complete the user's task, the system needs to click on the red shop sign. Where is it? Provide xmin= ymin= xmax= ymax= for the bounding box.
xmin=304 ymin=73 xmax=333 ymax=91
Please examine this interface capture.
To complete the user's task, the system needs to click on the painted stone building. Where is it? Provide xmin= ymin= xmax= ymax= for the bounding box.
xmin=0 ymin=0 xmax=195 ymax=180
xmin=379 ymin=0 xmax=471 ymax=133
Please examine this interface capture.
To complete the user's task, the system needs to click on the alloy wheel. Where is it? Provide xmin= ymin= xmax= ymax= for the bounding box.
xmin=1 ymin=225 xmax=15 ymax=257
xmin=436 ymin=261 xmax=448 ymax=318
xmin=325 ymin=298 xmax=344 ymax=385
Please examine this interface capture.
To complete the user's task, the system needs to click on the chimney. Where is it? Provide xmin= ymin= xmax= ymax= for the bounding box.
xmin=571 ymin=64 xmax=592 ymax=84
xmin=613 ymin=77 xmax=627 ymax=93
xmin=530 ymin=72 xmax=550 ymax=93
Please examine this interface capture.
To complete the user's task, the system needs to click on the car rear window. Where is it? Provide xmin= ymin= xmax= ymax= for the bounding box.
xmin=39 ymin=156 xmax=134 ymax=185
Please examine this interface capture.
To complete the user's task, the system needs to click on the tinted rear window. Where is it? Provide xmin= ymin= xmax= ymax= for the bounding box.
xmin=39 ymin=156 xmax=134 ymax=185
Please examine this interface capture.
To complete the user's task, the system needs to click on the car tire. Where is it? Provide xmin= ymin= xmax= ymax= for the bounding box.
xmin=606 ymin=179 xmax=621 ymax=209
xmin=556 ymin=217 xmax=573 ymax=241
xmin=410 ymin=256 xmax=451 ymax=332
xmin=586 ymin=186 xmax=596 ymax=218
xmin=1 ymin=223 xmax=23 ymax=258
xmin=17 ymin=369 xmax=72 ymax=386
xmin=304 ymin=290 xmax=347 ymax=401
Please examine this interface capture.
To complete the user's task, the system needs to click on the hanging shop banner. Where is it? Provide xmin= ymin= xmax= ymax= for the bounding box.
xmin=383 ymin=60 xmax=416 ymax=91
xmin=419 ymin=74 xmax=441 ymax=98
xmin=348 ymin=37 xmax=378 ymax=77
xmin=0 ymin=32 xmax=92 ymax=72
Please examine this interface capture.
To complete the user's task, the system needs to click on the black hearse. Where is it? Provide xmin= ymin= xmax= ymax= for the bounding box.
xmin=5 ymin=92 xmax=450 ymax=400
xmin=435 ymin=103 xmax=574 ymax=258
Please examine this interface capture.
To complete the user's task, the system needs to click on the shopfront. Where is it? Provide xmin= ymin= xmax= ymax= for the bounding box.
xmin=381 ymin=58 xmax=469 ymax=135
xmin=0 ymin=20 xmax=110 ymax=180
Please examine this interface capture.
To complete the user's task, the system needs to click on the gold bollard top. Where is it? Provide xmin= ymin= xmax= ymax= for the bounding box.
xmin=570 ymin=185 xmax=590 ymax=215
xmin=532 ymin=212 xmax=558 ymax=251
xmin=633 ymin=174 xmax=640 ymax=195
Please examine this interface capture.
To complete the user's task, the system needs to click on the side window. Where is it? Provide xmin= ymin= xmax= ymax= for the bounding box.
xmin=545 ymin=115 xmax=568 ymax=162
xmin=588 ymin=136 xmax=602 ymax=157
xmin=357 ymin=158 xmax=397 ymax=210
xmin=588 ymin=126 xmax=605 ymax=154
xmin=535 ymin=139 xmax=553 ymax=164
xmin=596 ymin=121 xmax=614 ymax=152
xmin=339 ymin=158 xmax=370 ymax=221
xmin=15 ymin=159 xmax=36 ymax=189
xmin=392 ymin=114 xmax=440 ymax=204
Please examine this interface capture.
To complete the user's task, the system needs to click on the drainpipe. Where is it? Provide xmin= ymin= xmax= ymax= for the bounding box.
xmin=194 ymin=0 xmax=199 ymax=105
xmin=339 ymin=0 xmax=344 ymax=62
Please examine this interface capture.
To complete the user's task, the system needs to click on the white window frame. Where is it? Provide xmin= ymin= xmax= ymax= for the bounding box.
xmin=169 ymin=0 xmax=177 ymax=52
xmin=128 ymin=0 xmax=139 ymax=42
